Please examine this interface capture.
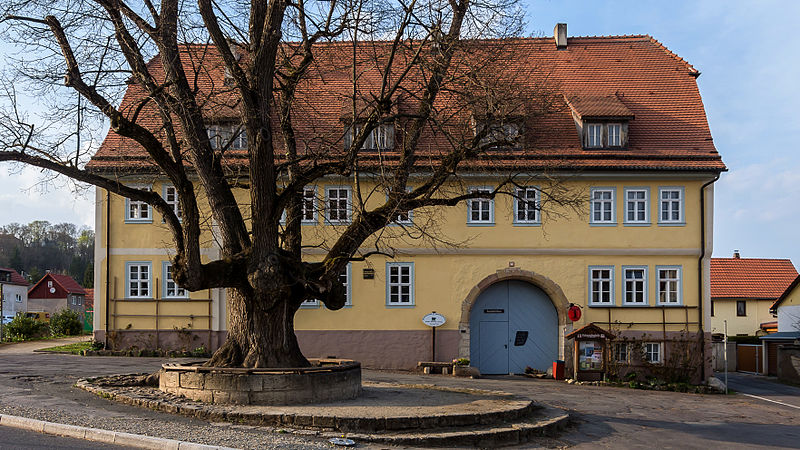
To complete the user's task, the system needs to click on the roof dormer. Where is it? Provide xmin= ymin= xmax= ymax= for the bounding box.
xmin=565 ymin=95 xmax=634 ymax=150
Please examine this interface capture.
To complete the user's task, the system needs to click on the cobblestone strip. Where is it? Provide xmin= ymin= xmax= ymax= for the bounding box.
xmin=0 ymin=413 xmax=238 ymax=450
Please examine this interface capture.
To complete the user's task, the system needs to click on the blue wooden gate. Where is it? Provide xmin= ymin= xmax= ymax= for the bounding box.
xmin=470 ymin=280 xmax=558 ymax=375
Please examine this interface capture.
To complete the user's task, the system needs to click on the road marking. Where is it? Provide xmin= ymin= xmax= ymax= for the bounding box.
xmin=741 ymin=393 xmax=800 ymax=410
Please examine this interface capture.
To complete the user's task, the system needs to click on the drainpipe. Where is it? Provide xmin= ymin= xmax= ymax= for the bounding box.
xmin=698 ymin=173 xmax=720 ymax=382
xmin=105 ymin=189 xmax=111 ymax=349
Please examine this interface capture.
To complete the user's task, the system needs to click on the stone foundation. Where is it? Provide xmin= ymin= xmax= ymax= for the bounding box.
xmin=159 ymin=360 xmax=361 ymax=405
xmin=777 ymin=343 xmax=800 ymax=384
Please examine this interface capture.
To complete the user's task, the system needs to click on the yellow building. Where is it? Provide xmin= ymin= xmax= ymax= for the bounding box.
xmin=90 ymin=28 xmax=726 ymax=381
xmin=710 ymin=255 xmax=797 ymax=336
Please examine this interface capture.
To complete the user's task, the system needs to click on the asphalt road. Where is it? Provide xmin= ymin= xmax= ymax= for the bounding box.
xmin=0 ymin=339 xmax=798 ymax=449
xmin=724 ymin=371 xmax=800 ymax=410
xmin=0 ymin=426 xmax=135 ymax=449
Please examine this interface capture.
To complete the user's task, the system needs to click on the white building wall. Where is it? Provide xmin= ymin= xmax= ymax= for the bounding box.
xmin=777 ymin=305 xmax=800 ymax=332
xmin=1 ymin=284 xmax=28 ymax=317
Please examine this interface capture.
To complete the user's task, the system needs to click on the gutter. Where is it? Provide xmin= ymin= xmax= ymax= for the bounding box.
xmin=698 ymin=173 xmax=720 ymax=382
xmin=105 ymin=190 xmax=110 ymax=349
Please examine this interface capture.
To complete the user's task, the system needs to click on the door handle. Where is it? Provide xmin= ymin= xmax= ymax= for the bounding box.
xmin=504 ymin=344 xmax=508 ymax=349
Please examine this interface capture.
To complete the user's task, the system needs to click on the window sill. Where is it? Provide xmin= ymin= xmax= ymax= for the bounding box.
xmin=657 ymin=222 xmax=686 ymax=227
xmin=513 ymin=222 xmax=542 ymax=227
xmin=657 ymin=303 xmax=685 ymax=307
xmin=623 ymin=222 xmax=651 ymax=227
xmin=467 ymin=222 xmax=495 ymax=227
xmin=386 ymin=304 xmax=415 ymax=309
xmin=589 ymin=222 xmax=617 ymax=227
xmin=620 ymin=303 xmax=650 ymax=307
xmin=587 ymin=303 xmax=616 ymax=308
xmin=324 ymin=220 xmax=352 ymax=225
xmin=124 ymin=219 xmax=153 ymax=224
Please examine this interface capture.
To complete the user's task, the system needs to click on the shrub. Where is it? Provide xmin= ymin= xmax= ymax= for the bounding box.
xmin=50 ymin=309 xmax=83 ymax=336
xmin=5 ymin=315 xmax=49 ymax=340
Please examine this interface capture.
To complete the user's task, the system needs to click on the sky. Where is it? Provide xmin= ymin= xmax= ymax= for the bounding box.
xmin=1 ymin=1 xmax=799 ymax=263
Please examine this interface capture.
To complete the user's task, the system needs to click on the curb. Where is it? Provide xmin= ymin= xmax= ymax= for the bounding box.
xmin=0 ymin=413 xmax=238 ymax=450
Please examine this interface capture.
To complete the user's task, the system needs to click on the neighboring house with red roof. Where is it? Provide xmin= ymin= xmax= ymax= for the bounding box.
xmin=87 ymin=24 xmax=727 ymax=381
xmin=27 ymin=272 xmax=87 ymax=316
xmin=0 ymin=267 xmax=29 ymax=319
xmin=710 ymin=252 xmax=798 ymax=336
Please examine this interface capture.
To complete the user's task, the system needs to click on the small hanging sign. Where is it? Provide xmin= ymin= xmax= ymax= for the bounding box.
xmin=422 ymin=312 xmax=446 ymax=327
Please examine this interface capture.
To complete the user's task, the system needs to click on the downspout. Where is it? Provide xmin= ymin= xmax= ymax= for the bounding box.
xmin=105 ymin=189 xmax=110 ymax=349
xmin=698 ymin=173 xmax=720 ymax=382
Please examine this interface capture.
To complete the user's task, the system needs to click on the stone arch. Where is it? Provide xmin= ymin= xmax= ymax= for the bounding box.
xmin=457 ymin=268 xmax=572 ymax=362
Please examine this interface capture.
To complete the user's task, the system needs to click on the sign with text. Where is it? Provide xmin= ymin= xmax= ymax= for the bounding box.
xmin=422 ymin=312 xmax=446 ymax=327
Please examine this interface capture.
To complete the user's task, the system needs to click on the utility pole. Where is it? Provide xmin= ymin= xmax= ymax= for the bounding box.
xmin=723 ymin=320 xmax=728 ymax=394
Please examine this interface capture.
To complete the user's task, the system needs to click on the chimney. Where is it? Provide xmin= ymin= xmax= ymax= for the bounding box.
xmin=554 ymin=23 xmax=567 ymax=49
xmin=733 ymin=250 xmax=740 ymax=259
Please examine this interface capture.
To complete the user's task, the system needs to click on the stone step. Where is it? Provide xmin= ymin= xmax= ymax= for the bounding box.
xmin=331 ymin=405 xmax=570 ymax=448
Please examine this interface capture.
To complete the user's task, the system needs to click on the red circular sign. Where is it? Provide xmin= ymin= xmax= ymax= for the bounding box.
xmin=568 ymin=305 xmax=582 ymax=322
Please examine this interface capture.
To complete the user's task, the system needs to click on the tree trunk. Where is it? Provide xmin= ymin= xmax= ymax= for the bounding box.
xmin=205 ymin=287 xmax=310 ymax=368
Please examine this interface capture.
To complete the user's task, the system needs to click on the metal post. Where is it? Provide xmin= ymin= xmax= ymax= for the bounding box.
xmin=723 ymin=320 xmax=728 ymax=394
xmin=432 ymin=326 xmax=436 ymax=362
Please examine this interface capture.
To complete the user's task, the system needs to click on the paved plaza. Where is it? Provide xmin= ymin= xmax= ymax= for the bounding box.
xmin=0 ymin=338 xmax=799 ymax=449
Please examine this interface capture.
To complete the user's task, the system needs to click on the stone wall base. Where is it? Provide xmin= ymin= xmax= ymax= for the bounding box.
xmin=93 ymin=330 xmax=227 ymax=353
xmin=159 ymin=361 xmax=361 ymax=405
xmin=777 ymin=344 xmax=800 ymax=384
xmin=296 ymin=329 xmax=460 ymax=369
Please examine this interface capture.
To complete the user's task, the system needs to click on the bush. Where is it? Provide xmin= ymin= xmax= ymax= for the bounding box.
xmin=4 ymin=315 xmax=49 ymax=340
xmin=50 ymin=309 xmax=83 ymax=336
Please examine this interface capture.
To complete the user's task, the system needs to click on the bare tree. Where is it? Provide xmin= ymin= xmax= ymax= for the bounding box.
xmin=0 ymin=0 xmax=575 ymax=367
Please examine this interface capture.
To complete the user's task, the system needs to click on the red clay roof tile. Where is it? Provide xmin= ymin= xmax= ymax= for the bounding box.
xmin=88 ymin=36 xmax=725 ymax=173
xmin=710 ymin=258 xmax=797 ymax=300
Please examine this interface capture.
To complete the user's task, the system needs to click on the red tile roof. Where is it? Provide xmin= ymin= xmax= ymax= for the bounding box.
xmin=29 ymin=273 xmax=87 ymax=296
xmin=0 ymin=267 xmax=28 ymax=286
xmin=770 ymin=274 xmax=800 ymax=312
xmin=88 ymin=35 xmax=725 ymax=174
xmin=711 ymin=258 xmax=798 ymax=300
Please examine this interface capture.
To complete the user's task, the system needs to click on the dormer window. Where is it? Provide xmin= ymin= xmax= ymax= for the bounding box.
xmin=565 ymin=95 xmax=634 ymax=150
xmin=583 ymin=122 xmax=625 ymax=149
xmin=208 ymin=124 xmax=247 ymax=150
xmin=474 ymin=120 xmax=522 ymax=149
xmin=345 ymin=123 xmax=394 ymax=150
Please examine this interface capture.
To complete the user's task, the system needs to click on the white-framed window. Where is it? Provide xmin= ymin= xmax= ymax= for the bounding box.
xmin=585 ymin=123 xmax=603 ymax=148
xmin=590 ymin=188 xmax=616 ymax=225
xmin=624 ymin=188 xmax=649 ymax=225
xmin=126 ymin=262 xmax=152 ymax=299
xmin=346 ymin=124 xmax=394 ymax=150
xmin=125 ymin=186 xmax=152 ymax=223
xmin=614 ymin=342 xmax=628 ymax=362
xmin=304 ymin=264 xmax=352 ymax=308
xmin=163 ymin=185 xmax=181 ymax=221
xmin=208 ymin=124 xmax=247 ymax=150
xmin=15 ymin=294 xmax=22 ymax=303
xmin=607 ymin=123 xmax=622 ymax=147
xmin=47 ymin=281 xmax=53 ymax=288
xmin=658 ymin=187 xmax=684 ymax=225
xmin=656 ymin=266 xmax=682 ymax=305
xmin=622 ymin=266 xmax=648 ymax=305
xmin=388 ymin=187 xmax=414 ymax=225
xmin=339 ymin=263 xmax=352 ymax=306
xmin=386 ymin=262 xmax=414 ymax=306
xmin=514 ymin=187 xmax=540 ymax=225
xmin=644 ymin=342 xmax=662 ymax=363
xmin=300 ymin=298 xmax=320 ymax=308
xmin=476 ymin=121 xmax=522 ymax=148
xmin=467 ymin=187 xmax=494 ymax=225
xmin=588 ymin=266 xmax=614 ymax=305
xmin=301 ymin=186 xmax=317 ymax=224
xmin=163 ymin=262 xmax=188 ymax=298
xmin=326 ymin=186 xmax=351 ymax=224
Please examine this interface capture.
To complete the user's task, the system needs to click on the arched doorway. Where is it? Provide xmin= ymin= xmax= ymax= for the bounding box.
xmin=469 ymin=280 xmax=558 ymax=375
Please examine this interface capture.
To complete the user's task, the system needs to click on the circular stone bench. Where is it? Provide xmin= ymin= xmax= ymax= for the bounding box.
xmin=159 ymin=359 xmax=361 ymax=405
